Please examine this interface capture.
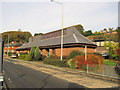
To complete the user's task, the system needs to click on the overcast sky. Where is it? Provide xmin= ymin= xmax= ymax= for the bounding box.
xmin=0 ymin=0 xmax=119 ymax=35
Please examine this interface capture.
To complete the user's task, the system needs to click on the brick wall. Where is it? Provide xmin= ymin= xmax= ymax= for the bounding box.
xmin=41 ymin=47 xmax=95 ymax=56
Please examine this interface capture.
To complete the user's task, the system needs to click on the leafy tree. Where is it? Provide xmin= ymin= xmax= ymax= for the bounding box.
xmin=105 ymin=41 xmax=119 ymax=60
xmin=2 ymin=31 xmax=32 ymax=44
xmin=84 ymin=30 xmax=92 ymax=36
xmin=29 ymin=46 xmax=35 ymax=60
xmin=108 ymin=28 xmax=114 ymax=33
xmin=34 ymin=33 xmax=43 ymax=36
xmin=35 ymin=46 xmax=42 ymax=60
xmin=75 ymin=24 xmax=85 ymax=35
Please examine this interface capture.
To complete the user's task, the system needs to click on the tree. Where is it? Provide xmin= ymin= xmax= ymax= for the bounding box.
xmin=34 ymin=33 xmax=43 ymax=36
xmin=2 ymin=31 xmax=32 ymax=44
xmin=105 ymin=41 xmax=119 ymax=60
xmin=108 ymin=28 xmax=114 ymax=33
xmin=35 ymin=46 xmax=42 ymax=60
xmin=75 ymin=24 xmax=85 ymax=35
xmin=84 ymin=30 xmax=92 ymax=36
xmin=29 ymin=46 xmax=35 ymax=60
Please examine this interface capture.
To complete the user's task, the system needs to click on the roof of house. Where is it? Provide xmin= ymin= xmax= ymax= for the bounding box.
xmin=16 ymin=25 xmax=97 ymax=50
xmin=4 ymin=42 xmax=23 ymax=47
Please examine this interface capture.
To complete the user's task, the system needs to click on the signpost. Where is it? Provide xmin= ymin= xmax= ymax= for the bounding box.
xmin=0 ymin=36 xmax=3 ymax=89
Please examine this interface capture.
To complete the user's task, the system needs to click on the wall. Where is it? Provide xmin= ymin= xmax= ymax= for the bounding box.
xmin=41 ymin=47 xmax=95 ymax=57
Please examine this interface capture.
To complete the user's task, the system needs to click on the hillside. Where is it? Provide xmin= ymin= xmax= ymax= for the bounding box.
xmin=2 ymin=31 xmax=32 ymax=44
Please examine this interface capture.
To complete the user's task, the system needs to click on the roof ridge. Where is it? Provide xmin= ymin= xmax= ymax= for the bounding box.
xmin=73 ymin=34 xmax=79 ymax=43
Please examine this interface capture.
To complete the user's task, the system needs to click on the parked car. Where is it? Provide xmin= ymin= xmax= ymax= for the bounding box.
xmin=11 ymin=54 xmax=17 ymax=58
xmin=101 ymin=53 xmax=109 ymax=59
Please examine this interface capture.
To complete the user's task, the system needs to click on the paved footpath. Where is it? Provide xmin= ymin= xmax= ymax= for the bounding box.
xmin=3 ymin=57 xmax=119 ymax=88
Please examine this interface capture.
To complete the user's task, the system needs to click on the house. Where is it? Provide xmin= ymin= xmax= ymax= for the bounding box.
xmin=16 ymin=25 xmax=97 ymax=56
xmin=4 ymin=41 xmax=23 ymax=54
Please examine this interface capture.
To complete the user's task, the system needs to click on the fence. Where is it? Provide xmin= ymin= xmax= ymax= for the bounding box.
xmin=81 ymin=64 xmax=120 ymax=79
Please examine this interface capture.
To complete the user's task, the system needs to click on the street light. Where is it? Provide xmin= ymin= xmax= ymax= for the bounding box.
xmin=7 ymin=35 xmax=9 ymax=57
xmin=50 ymin=0 xmax=64 ymax=60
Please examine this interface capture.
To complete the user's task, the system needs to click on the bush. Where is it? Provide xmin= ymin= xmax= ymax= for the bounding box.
xmin=35 ymin=46 xmax=42 ymax=60
xmin=18 ymin=55 xmax=25 ymax=60
xmin=68 ymin=50 xmax=84 ymax=59
xmin=8 ymin=52 xmax=12 ymax=56
xmin=29 ymin=46 xmax=35 ymax=61
xmin=67 ymin=59 xmax=78 ymax=69
xmin=44 ymin=55 xmax=69 ymax=67
xmin=71 ymin=54 xmax=103 ymax=71
xmin=41 ymin=55 xmax=47 ymax=60
xmin=18 ymin=54 xmax=29 ymax=60
xmin=25 ymin=55 xmax=29 ymax=61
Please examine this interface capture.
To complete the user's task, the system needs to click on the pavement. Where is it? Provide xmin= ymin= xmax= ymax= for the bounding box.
xmin=3 ymin=57 xmax=120 ymax=88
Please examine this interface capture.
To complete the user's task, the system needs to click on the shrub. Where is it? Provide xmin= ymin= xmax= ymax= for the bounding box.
xmin=41 ymin=55 xmax=47 ymax=60
xmin=8 ymin=52 xmax=12 ymax=56
xmin=68 ymin=50 xmax=84 ymax=59
xmin=18 ymin=54 xmax=29 ymax=60
xmin=35 ymin=46 xmax=42 ymax=60
xmin=44 ymin=57 xmax=69 ymax=67
xmin=71 ymin=54 xmax=103 ymax=71
xmin=25 ymin=55 xmax=29 ymax=61
xmin=18 ymin=55 xmax=25 ymax=60
xmin=29 ymin=46 xmax=35 ymax=61
xmin=67 ymin=59 xmax=78 ymax=69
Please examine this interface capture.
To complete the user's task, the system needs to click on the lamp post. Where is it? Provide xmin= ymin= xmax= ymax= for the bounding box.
xmin=7 ymin=35 xmax=9 ymax=57
xmin=51 ymin=0 xmax=64 ymax=60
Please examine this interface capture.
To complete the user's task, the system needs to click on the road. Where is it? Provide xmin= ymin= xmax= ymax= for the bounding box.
xmin=3 ymin=59 xmax=86 ymax=88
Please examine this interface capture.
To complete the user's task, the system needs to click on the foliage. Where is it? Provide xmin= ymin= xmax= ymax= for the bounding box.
xmin=75 ymin=24 xmax=85 ymax=35
xmin=29 ymin=46 xmax=35 ymax=61
xmin=84 ymin=30 xmax=92 ymax=36
xmin=41 ymin=55 xmax=47 ymax=61
xmin=67 ymin=59 xmax=78 ymax=69
xmin=2 ymin=31 xmax=32 ymax=44
xmin=18 ymin=54 xmax=29 ymax=60
xmin=68 ymin=50 xmax=84 ymax=59
xmin=8 ymin=52 xmax=12 ymax=56
xmin=18 ymin=55 xmax=25 ymax=60
xmin=105 ymin=41 xmax=119 ymax=60
xmin=20 ymin=52 xmax=28 ymax=55
xmin=43 ymin=55 xmax=69 ymax=67
xmin=34 ymin=33 xmax=43 ymax=36
xmin=71 ymin=54 xmax=103 ymax=71
xmin=103 ymin=60 xmax=116 ymax=66
xmin=25 ymin=55 xmax=29 ymax=61
xmin=35 ymin=46 xmax=42 ymax=60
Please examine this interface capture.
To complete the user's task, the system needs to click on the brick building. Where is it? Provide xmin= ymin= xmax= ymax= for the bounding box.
xmin=4 ymin=41 xmax=23 ymax=54
xmin=16 ymin=25 xmax=97 ymax=56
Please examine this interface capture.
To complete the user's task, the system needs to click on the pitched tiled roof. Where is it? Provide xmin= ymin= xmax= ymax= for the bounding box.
xmin=16 ymin=26 xmax=96 ymax=50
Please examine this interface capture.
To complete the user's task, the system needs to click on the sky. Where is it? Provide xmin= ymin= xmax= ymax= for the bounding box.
xmin=0 ymin=0 xmax=119 ymax=36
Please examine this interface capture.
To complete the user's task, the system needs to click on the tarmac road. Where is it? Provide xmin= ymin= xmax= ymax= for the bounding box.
xmin=3 ymin=59 xmax=86 ymax=88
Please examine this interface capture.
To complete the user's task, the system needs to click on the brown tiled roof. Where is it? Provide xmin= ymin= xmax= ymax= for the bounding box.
xmin=16 ymin=26 xmax=97 ymax=50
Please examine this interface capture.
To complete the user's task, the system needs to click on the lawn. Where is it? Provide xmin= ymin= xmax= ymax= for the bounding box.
xmin=103 ymin=60 xmax=117 ymax=66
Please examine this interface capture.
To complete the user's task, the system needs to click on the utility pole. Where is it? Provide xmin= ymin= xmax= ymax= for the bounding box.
xmin=85 ymin=46 xmax=88 ymax=73
xmin=50 ymin=0 xmax=64 ymax=60
xmin=7 ymin=35 xmax=9 ymax=57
